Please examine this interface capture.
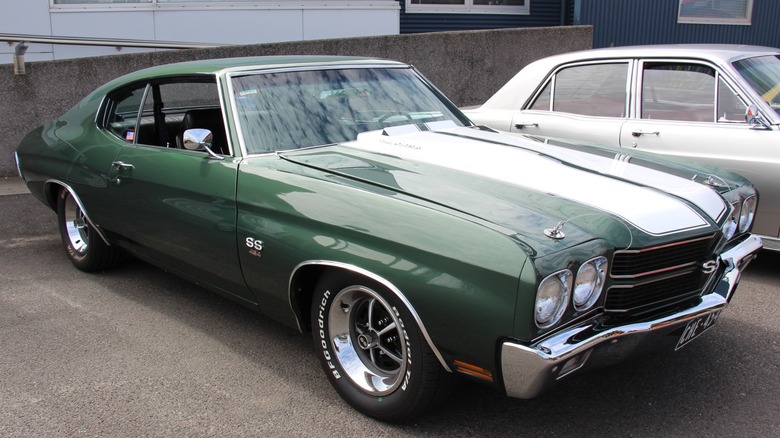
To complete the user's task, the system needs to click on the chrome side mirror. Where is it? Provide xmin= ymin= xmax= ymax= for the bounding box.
xmin=745 ymin=104 xmax=771 ymax=130
xmin=183 ymin=128 xmax=212 ymax=151
xmin=182 ymin=128 xmax=224 ymax=160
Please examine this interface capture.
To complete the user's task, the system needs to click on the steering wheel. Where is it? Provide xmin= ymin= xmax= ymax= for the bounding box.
xmin=377 ymin=111 xmax=413 ymax=123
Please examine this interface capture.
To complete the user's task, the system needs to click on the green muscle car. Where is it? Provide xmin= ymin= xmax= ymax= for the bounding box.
xmin=15 ymin=56 xmax=762 ymax=421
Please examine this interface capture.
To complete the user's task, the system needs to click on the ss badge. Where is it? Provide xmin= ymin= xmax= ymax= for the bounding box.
xmin=701 ymin=259 xmax=719 ymax=274
xmin=245 ymin=237 xmax=264 ymax=258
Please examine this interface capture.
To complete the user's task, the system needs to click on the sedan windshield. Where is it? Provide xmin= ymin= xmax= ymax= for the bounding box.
xmin=231 ymin=67 xmax=467 ymax=154
xmin=733 ymin=55 xmax=780 ymax=115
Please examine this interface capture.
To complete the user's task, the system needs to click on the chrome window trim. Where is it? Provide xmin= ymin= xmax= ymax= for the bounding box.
xmin=634 ymin=58 xmax=751 ymax=124
xmin=525 ymin=59 xmax=633 ymax=119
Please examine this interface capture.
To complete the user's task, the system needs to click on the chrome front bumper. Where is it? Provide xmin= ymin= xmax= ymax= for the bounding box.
xmin=501 ymin=234 xmax=762 ymax=399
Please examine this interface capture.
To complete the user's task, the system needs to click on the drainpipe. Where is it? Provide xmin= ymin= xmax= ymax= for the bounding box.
xmin=13 ymin=42 xmax=28 ymax=75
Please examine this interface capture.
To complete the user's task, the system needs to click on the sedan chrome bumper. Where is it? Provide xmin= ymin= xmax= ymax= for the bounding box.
xmin=501 ymin=234 xmax=762 ymax=399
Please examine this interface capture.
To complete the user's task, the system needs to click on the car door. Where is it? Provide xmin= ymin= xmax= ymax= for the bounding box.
xmin=510 ymin=61 xmax=631 ymax=146
xmin=105 ymin=78 xmax=254 ymax=304
xmin=620 ymin=60 xmax=780 ymax=240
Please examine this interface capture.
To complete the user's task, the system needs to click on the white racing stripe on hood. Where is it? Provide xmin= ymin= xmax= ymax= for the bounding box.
xmin=348 ymin=129 xmax=716 ymax=236
xmin=459 ymin=128 xmax=728 ymax=222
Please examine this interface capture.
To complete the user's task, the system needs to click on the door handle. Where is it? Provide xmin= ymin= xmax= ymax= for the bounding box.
xmin=112 ymin=161 xmax=135 ymax=170
xmin=631 ymin=130 xmax=659 ymax=137
xmin=514 ymin=122 xmax=539 ymax=129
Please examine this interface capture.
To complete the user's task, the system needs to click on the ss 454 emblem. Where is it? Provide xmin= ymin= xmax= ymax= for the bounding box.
xmin=245 ymin=237 xmax=264 ymax=258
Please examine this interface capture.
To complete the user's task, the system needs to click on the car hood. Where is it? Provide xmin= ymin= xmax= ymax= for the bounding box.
xmin=279 ymin=125 xmax=731 ymax=256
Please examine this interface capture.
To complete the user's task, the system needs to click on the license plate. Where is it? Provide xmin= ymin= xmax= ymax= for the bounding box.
xmin=675 ymin=311 xmax=721 ymax=351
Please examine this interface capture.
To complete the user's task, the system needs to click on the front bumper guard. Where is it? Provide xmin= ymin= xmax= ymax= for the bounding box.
xmin=501 ymin=234 xmax=762 ymax=399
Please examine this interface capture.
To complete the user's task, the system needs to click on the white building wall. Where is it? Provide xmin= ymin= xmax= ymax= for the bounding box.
xmin=0 ymin=0 xmax=400 ymax=64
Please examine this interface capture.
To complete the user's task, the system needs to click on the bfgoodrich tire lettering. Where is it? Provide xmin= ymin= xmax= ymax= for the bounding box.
xmin=56 ymin=187 xmax=123 ymax=272
xmin=311 ymin=271 xmax=451 ymax=421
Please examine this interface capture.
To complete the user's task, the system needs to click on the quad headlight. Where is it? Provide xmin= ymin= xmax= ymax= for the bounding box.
xmin=723 ymin=194 xmax=757 ymax=239
xmin=535 ymin=257 xmax=609 ymax=329
xmin=738 ymin=195 xmax=757 ymax=233
xmin=573 ymin=257 xmax=608 ymax=311
xmin=722 ymin=206 xmax=738 ymax=241
xmin=535 ymin=270 xmax=572 ymax=328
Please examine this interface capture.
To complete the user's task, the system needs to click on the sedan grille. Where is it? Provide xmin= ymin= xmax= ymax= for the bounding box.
xmin=605 ymin=235 xmax=719 ymax=314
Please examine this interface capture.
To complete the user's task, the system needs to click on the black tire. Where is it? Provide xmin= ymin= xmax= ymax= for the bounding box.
xmin=56 ymin=187 xmax=123 ymax=272
xmin=311 ymin=271 xmax=452 ymax=421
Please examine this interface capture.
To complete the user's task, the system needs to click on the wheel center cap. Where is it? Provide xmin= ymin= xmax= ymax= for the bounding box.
xmin=357 ymin=332 xmax=377 ymax=350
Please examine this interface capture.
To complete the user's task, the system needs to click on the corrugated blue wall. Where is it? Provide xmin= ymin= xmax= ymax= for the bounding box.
xmin=575 ymin=0 xmax=780 ymax=48
xmin=400 ymin=0 xmax=566 ymax=33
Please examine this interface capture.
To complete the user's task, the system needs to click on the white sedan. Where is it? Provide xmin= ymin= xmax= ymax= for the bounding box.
xmin=465 ymin=44 xmax=780 ymax=250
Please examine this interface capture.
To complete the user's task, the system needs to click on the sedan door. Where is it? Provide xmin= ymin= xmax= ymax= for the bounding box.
xmin=620 ymin=60 xmax=780 ymax=240
xmin=510 ymin=61 xmax=631 ymax=146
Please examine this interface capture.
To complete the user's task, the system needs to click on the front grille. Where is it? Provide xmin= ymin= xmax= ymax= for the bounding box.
xmin=611 ymin=235 xmax=716 ymax=278
xmin=605 ymin=235 xmax=719 ymax=314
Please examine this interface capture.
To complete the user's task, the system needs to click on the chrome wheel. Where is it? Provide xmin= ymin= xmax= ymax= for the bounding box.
xmin=328 ymin=285 xmax=408 ymax=396
xmin=63 ymin=193 xmax=89 ymax=255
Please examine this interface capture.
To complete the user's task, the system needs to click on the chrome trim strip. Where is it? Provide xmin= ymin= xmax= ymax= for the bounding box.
xmin=758 ymin=234 xmax=780 ymax=251
xmin=223 ymin=62 xmax=407 ymax=78
xmin=46 ymin=180 xmax=112 ymax=247
xmin=14 ymin=151 xmax=24 ymax=179
xmin=501 ymin=234 xmax=761 ymax=399
xmin=611 ymin=261 xmax=698 ymax=279
xmin=610 ymin=234 xmax=716 ymax=279
xmin=288 ymin=260 xmax=451 ymax=373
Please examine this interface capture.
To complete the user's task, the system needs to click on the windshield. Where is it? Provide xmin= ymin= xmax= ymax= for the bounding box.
xmin=733 ymin=55 xmax=780 ymax=115
xmin=231 ymin=67 xmax=468 ymax=154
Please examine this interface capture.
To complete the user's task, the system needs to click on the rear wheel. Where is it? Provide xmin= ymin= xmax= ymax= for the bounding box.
xmin=311 ymin=271 xmax=451 ymax=421
xmin=57 ymin=187 xmax=123 ymax=271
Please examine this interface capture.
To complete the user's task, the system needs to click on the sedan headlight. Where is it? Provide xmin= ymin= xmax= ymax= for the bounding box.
xmin=535 ymin=270 xmax=572 ymax=328
xmin=738 ymin=195 xmax=757 ymax=233
xmin=573 ymin=257 xmax=608 ymax=311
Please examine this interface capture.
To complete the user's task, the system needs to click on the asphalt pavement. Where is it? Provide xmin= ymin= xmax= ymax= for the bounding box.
xmin=1 ymin=188 xmax=778 ymax=437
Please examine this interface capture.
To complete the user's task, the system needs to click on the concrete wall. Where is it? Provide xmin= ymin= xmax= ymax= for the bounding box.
xmin=0 ymin=25 xmax=592 ymax=177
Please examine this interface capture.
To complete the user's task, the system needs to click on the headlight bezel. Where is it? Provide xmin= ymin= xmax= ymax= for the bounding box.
xmin=572 ymin=256 xmax=608 ymax=312
xmin=723 ymin=200 xmax=741 ymax=240
xmin=738 ymin=195 xmax=757 ymax=233
xmin=534 ymin=269 xmax=572 ymax=329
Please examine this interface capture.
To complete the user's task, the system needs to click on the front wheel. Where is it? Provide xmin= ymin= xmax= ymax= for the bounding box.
xmin=311 ymin=271 xmax=452 ymax=421
xmin=57 ymin=187 xmax=123 ymax=271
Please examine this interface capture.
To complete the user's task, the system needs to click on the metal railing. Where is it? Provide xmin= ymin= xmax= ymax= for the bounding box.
xmin=2 ymin=33 xmax=227 ymax=74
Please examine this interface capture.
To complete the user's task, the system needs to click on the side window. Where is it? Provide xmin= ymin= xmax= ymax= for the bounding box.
xmin=104 ymin=77 xmax=227 ymax=153
xmin=528 ymin=63 xmax=628 ymax=117
xmin=641 ymin=63 xmax=716 ymax=122
xmin=138 ymin=81 xmax=222 ymax=149
xmin=717 ymin=77 xmax=747 ymax=123
xmin=104 ymin=85 xmax=147 ymax=143
xmin=529 ymin=81 xmax=551 ymax=111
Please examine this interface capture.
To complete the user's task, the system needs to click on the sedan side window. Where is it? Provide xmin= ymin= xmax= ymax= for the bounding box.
xmin=641 ymin=63 xmax=716 ymax=122
xmin=717 ymin=77 xmax=747 ymax=123
xmin=529 ymin=63 xmax=629 ymax=117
